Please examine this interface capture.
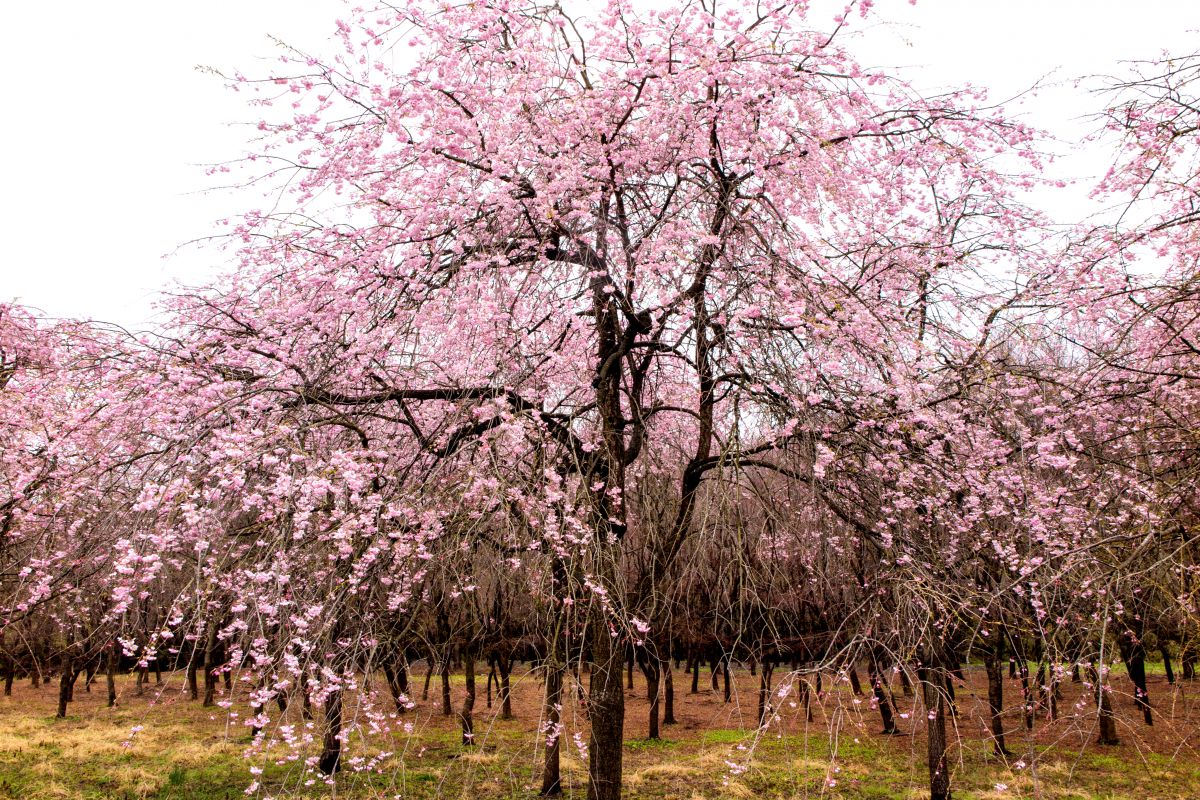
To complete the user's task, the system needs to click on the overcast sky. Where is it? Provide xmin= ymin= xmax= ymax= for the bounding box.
xmin=2 ymin=1 xmax=1196 ymax=329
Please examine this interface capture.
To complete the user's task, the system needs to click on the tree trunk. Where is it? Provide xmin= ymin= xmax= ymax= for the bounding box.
xmin=641 ymin=652 xmax=661 ymax=740
xmin=187 ymin=646 xmax=199 ymax=701
xmin=587 ymin=601 xmax=624 ymax=800
xmin=541 ymin=658 xmax=563 ymax=796
xmin=1160 ymin=644 xmax=1175 ymax=685
xmin=1120 ymin=630 xmax=1153 ymax=726
xmin=251 ymin=677 xmax=266 ymax=739
xmin=440 ymin=653 xmax=452 ymax=717
xmin=498 ymin=653 xmax=513 ymax=720
xmin=1011 ymin=639 xmax=1033 ymax=731
xmin=1047 ymin=662 xmax=1060 ymax=721
xmin=422 ymin=657 xmax=434 ymax=700
xmin=757 ymin=658 xmax=774 ymax=726
xmin=799 ymin=675 xmax=814 ymax=722
xmin=662 ymin=659 xmax=676 ymax=725
xmin=921 ymin=664 xmax=952 ymax=800
xmin=575 ymin=665 xmax=588 ymax=715
xmin=1091 ymin=664 xmax=1120 ymax=745
xmin=318 ymin=688 xmax=343 ymax=774
xmin=66 ymin=661 xmax=78 ymax=702
xmin=848 ymin=666 xmax=864 ymax=696
xmin=460 ymin=650 xmax=476 ymax=745
xmin=983 ymin=638 xmax=1010 ymax=757
xmin=202 ymin=628 xmax=219 ymax=707
xmin=106 ymin=644 xmax=118 ymax=708
xmin=384 ymin=661 xmax=410 ymax=714
xmin=869 ymin=649 xmax=900 ymax=735
xmin=585 ymin=267 xmax=635 ymax=800
xmin=395 ymin=659 xmax=410 ymax=710
xmin=1182 ymin=644 xmax=1197 ymax=680
xmin=56 ymin=655 xmax=76 ymax=718
xmin=301 ymin=671 xmax=314 ymax=720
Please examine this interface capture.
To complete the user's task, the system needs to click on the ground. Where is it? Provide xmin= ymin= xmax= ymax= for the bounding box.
xmin=1 ymin=660 xmax=1199 ymax=799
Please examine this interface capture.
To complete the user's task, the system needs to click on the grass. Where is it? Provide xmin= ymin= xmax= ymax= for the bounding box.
xmin=3 ymin=667 xmax=1200 ymax=798
xmin=625 ymin=737 xmax=682 ymax=752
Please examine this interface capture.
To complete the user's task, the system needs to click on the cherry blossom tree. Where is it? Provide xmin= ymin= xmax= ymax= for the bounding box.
xmin=118 ymin=1 xmax=1078 ymax=797
xmin=14 ymin=6 xmax=1200 ymax=800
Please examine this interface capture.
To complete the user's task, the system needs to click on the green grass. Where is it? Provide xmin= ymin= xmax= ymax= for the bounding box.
xmin=624 ymin=737 xmax=681 ymax=752
xmin=701 ymin=728 xmax=748 ymax=744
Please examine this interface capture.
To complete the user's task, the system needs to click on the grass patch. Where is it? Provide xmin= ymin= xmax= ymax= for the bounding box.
xmin=624 ymin=737 xmax=681 ymax=752
xmin=701 ymin=728 xmax=748 ymax=744
xmin=4 ymin=669 xmax=1200 ymax=798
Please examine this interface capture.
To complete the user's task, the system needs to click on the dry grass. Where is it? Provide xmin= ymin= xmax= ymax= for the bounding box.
xmin=2 ymin=663 xmax=1200 ymax=798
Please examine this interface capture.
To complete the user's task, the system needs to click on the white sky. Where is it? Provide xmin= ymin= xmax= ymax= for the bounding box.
xmin=1 ymin=0 xmax=1196 ymax=329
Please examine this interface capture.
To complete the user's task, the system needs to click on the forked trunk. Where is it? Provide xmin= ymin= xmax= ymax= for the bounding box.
xmin=384 ymin=657 xmax=411 ymax=714
xmin=1120 ymin=630 xmax=1153 ymax=726
xmin=799 ymin=675 xmax=814 ymax=722
xmin=423 ymin=656 xmax=434 ymax=700
xmin=56 ymin=655 xmax=77 ymax=718
xmin=869 ymin=649 xmax=900 ymax=735
xmin=757 ymin=658 xmax=774 ymax=726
